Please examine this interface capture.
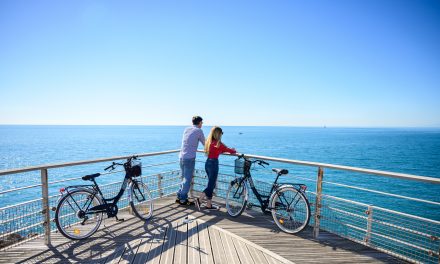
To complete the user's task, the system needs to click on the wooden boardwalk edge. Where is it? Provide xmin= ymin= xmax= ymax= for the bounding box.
xmin=190 ymin=216 xmax=295 ymax=264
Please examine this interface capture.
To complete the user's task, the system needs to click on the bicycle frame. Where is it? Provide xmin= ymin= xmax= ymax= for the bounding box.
xmin=62 ymin=170 xmax=145 ymax=217
xmin=236 ymin=166 xmax=307 ymax=213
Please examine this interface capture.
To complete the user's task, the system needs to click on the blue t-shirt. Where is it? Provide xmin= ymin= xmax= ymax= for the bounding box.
xmin=179 ymin=126 xmax=205 ymax=159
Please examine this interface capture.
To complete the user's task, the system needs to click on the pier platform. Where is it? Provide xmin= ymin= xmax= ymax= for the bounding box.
xmin=0 ymin=196 xmax=403 ymax=263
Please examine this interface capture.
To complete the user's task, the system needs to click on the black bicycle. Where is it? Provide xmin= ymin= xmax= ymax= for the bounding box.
xmin=54 ymin=156 xmax=153 ymax=240
xmin=225 ymin=155 xmax=311 ymax=234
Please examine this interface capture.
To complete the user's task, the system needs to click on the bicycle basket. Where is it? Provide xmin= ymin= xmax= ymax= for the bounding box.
xmin=234 ymin=158 xmax=250 ymax=174
xmin=130 ymin=162 xmax=142 ymax=177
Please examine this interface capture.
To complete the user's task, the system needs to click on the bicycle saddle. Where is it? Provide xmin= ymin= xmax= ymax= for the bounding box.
xmin=272 ymin=168 xmax=289 ymax=175
xmin=82 ymin=173 xmax=101 ymax=181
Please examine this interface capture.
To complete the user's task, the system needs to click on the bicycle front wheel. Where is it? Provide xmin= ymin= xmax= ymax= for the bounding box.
xmin=270 ymin=185 xmax=310 ymax=234
xmin=226 ymin=178 xmax=248 ymax=217
xmin=130 ymin=181 xmax=154 ymax=221
xmin=55 ymin=188 xmax=103 ymax=240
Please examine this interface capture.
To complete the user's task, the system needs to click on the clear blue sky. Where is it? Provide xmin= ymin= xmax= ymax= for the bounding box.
xmin=0 ymin=0 xmax=439 ymax=127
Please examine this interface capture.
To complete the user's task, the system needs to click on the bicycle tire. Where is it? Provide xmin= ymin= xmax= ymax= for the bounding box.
xmin=129 ymin=181 xmax=154 ymax=221
xmin=270 ymin=185 xmax=310 ymax=234
xmin=55 ymin=188 xmax=103 ymax=240
xmin=226 ymin=178 xmax=248 ymax=217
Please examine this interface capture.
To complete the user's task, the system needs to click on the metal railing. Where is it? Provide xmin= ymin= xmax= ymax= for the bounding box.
xmin=0 ymin=150 xmax=181 ymax=249
xmin=192 ymin=150 xmax=440 ymax=264
xmin=1 ymin=149 xmax=439 ymax=263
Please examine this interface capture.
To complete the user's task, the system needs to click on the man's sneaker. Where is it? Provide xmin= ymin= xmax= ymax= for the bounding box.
xmin=177 ymin=199 xmax=195 ymax=206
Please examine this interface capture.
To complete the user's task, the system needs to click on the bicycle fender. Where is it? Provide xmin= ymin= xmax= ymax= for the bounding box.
xmin=57 ymin=187 xmax=101 ymax=205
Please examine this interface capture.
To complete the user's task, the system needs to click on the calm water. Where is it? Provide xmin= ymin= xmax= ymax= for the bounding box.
xmin=0 ymin=125 xmax=439 ymax=219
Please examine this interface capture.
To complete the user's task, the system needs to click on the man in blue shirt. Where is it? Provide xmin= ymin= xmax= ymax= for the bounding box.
xmin=176 ymin=116 xmax=205 ymax=205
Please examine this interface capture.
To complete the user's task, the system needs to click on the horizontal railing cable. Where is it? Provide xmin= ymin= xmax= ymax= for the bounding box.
xmin=322 ymin=180 xmax=440 ymax=206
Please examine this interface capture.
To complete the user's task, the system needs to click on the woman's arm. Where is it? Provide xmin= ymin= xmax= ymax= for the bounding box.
xmin=219 ymin=143 xmax=236 ymax=154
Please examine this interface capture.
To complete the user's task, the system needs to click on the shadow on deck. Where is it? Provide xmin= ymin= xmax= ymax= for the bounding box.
xmin=0 ymin=196 xmax=404 ymax=264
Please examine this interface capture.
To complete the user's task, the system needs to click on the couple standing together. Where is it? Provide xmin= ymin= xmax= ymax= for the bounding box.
xmin=176 ymin=116 xmax=237 ymax=210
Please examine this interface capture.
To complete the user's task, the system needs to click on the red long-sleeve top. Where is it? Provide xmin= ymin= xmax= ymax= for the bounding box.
xmin=207 ymin=140 xmax=236 ymax=159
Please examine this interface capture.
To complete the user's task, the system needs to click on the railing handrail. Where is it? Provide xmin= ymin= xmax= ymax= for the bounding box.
xmin=0 ymin=149 xmax=180 ymax=177
xmin=196 ymin=150 xmax=440 ymax=184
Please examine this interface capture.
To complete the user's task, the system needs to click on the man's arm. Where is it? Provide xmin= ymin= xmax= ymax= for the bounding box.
xmin=199 ymin=130 xmax=205 ymax=146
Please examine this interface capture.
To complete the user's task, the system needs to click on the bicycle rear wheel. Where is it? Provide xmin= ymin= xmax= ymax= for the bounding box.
xmin=129 ymin=181 xmax=154 ymax=221
xmin=270 ymin=185 xmax=310 ymax=234
xmin=226 ymin=178 xmax=248 ymax=217
xmin=55 ymin=188 xmax=103 ymax=240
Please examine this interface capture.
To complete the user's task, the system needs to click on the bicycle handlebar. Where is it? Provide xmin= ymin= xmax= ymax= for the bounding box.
xmin=238 ymin=154 xmax=269 ymax=167
xmin=104 ymin=156 xmax=138 ymax=171
xmin=104 ymin=164 xmax=112 ymax=171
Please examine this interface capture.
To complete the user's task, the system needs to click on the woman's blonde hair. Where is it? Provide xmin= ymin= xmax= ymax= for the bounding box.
xmin=204 ymin=126 xmax=223 ymax=155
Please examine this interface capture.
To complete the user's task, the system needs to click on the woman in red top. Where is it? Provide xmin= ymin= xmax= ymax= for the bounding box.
xmin=196 ymin=126 xmax=236 ymax=210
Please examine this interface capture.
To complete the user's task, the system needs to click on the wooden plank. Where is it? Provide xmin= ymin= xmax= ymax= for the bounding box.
xmin=246 ymin=244 xmax=269 ymax=264
xmin=144 ymin=228 xmax=168 ymax=264
xmin=209 ymin=225 xmax=228 ymax=264
xmin=159 ymin=221 xmax=177 ymax=263
xmin=132 ymin=238 xmax=153 ymax=264
xmin=187 ymin=219 xmax=201 ymax=264
xmin=173 ymin=220 xmax=187 ymax=264
xmin=103 ymin=243 xmax=126 ymax=264
xmin=131 ymin=227 xmax=166 ymax=264
xmin=231 ymin=237 xmax=255 ymax=264
xmin=263 ymin=253 xmax=284 ymax=264
xmin=218 ymin=228 xmax=240 ymax=264
xmin=197 ymin=222 xmax=214 ymax=264
xmin=118 ymin=238 xmax=142 ymax=264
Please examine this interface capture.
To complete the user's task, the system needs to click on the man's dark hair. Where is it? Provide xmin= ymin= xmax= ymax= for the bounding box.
xmin=192 ymin=116 xmax=203 ymax=125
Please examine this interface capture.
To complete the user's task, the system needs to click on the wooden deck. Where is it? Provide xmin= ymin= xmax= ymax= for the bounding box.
xmin=0 ymin=196 xmax=404 ymax=263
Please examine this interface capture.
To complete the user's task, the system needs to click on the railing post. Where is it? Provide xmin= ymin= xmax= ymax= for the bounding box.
xmin=313 ymin=167 xmax=324 ymax=239
xmin=157 ymin=173 xmax=163 ymax=198
xmin=365 ymin=205 xmax=373 ymax=246
xmin=40 ymin=168 xmax=51 ymax=245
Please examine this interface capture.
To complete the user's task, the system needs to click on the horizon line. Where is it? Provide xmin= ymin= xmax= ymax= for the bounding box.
xmin=1 ymin=124 xmax=440 ymax=129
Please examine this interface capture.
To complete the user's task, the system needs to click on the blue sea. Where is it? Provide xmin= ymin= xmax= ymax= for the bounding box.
xmin=0 ymin=125 xmax=439 ymax=220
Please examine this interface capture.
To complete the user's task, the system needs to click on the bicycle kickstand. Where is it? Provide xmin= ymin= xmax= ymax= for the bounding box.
xmin=115 ymin=215 xmax=125 ymax=222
